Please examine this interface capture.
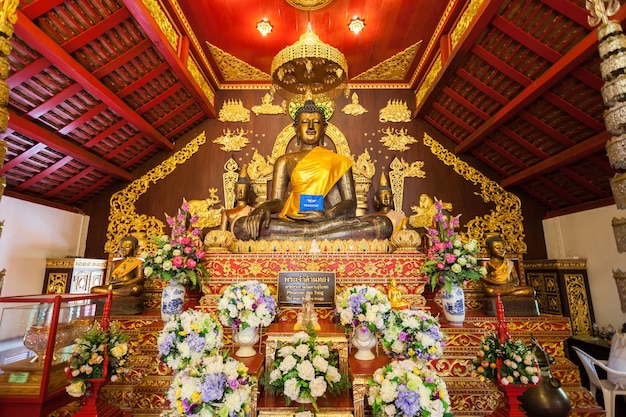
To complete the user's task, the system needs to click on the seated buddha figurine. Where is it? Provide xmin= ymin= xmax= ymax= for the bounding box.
xmin=233 ymin=100 xmax=393 ymax=241
xmin=92 ymin=236 xmax=145 ymax=314
xmin=373 ymin=171 xmax=407 ymax=232
xmin=294 ymin=291 xmax=320 ymax=331
xmin=388 ymin=277 xmax=409 ymax=309
xmin=219 ymin=165 xmax=253 ymax=234
xmin=482 ymin=235 xmax=535 ymax=298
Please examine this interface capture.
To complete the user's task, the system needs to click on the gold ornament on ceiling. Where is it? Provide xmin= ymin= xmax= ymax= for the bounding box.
xmin=271 ymin=28 xmax=348 ymax=102
xmin=206 ymin=42 xmax=271 ymax=82
xmin=352 ymin=41 xmax=422 ymax=81
xmin=213 ymin=128 xmax=250 ymax=152
xmin=251 ymin=92 xmax=286 ymax=115
xmin=218 ymin=99 xmax=250 ymax=122
xmin=285 ymin=0 xmax=334 ymax=11
xmin=342 ymin=92 xmax=368 ymax=116
xmin=379 ymin=127 xmax=417 ymax=151
xmin=379 ymin=99 xmax=412 ymax=122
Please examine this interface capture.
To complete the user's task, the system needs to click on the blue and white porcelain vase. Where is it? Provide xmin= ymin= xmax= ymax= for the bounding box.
xmin=161 ymin=277 xmax=185 ymax=322
xmin=441 ymin=282 xmax=465 ymax=325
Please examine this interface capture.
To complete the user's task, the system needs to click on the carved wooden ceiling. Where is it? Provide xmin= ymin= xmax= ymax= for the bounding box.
xmin=1 ymin=0 xmax=622 ymax=217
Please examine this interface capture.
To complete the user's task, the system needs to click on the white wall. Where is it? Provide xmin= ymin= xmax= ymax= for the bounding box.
xmin=543 ymin=204 xmax=626 ymax=331
xmin=0 ymin=196 xmax=90 ymax=297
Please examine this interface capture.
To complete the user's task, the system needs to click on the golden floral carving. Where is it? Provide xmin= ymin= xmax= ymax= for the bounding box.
xmin=188 ymin=188 xmax=222 ymax=230
xmin=423 ymin=133 xmax=527 ymax=254
xmin=352 ymin=149 xmax=376 ymax=216
xmin=352 ymin=42 xmax=421 ymax=81
xmin=451 ymin=0 xmax=485 ymax=47
xmin=389 ymin=157 xmax=426 ymax=216
xmin=379 ymin=99 xmax=412 ymax=122
xmin=379 ymin=127 xmax=417 ymax=151
xmin=105 ymin=132 xmax=207 ymax=254
xmin=218 ymin=99 xmax=250 ymax=122
xmin=285 ymin=0 xmax=333 ymax=11
xmin=564 ymin=273 xmax=593 ymax=335
xmin=342 ymin=92 xmax=368 ymax=116
xmin=251 ymin=92 xmax=286 ymax=115
xmin=187 ymin=57 xmax=215 ymax=105
xmin=415 ymin=55 xmax=441 ymax=108
xmin=141 ymin=0 xmax=178 ymax=49
xmin=206 ymin=42 xmax=271 ymax=82
xmin=213 ymin=128 xmax=250 ymax=152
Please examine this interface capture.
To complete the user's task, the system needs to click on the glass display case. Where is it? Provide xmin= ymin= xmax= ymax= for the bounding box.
xmin=0 ymin=292 xmax=110 ymax=417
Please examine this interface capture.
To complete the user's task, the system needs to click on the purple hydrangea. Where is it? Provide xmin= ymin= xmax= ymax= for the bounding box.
xmin=185 ymin=332 xmax=205 ymax=353
xmin=395 ymin=387 xmax=421 ymax=416
xmin=200 ymin=372 xmax=227 ymax=402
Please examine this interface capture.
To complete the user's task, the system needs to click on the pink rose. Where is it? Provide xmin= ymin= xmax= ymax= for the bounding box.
xmin=172 ymin=256 xmax=184 ymax=268
xmin=186 ymin=258 xmax=197 ymax=269
xmin=445 ymin=253 xmax=457 ymax=264
xmin=437 ymin=262 xmax=445 ymax=270
xmin=196 ymin=249 xmax=205 ymax=259
xmin=184 ymin=246 xmax=193 ymax=254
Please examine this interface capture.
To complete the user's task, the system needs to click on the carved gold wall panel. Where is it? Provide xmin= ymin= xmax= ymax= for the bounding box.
xmin=423 ymin=133 xmax=526 ymax=254
xmin=207 ymin=42 xmax=271 ymax=82
xmin=105 ymin=132 xmax=207 ymax=254
xmin=352 ymin=41 xmax=422 ymax=81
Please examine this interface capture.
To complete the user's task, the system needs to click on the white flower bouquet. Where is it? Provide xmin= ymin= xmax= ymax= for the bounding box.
xmin=165 ymin=353 xmax=254 ymax=417
xmin=218 ymin=280 xmax=278 ymax=330
xmin=158 ymin=309 xmax=224 ymax=372
xmin=334 ymin=285 xmax=391 ymax=333
xmin=368 ymin=359 xmax=452 ymax=417
xmin=263 ymin=330 xmax=349 ymax=412
xmin=381 ymin=309 xmax=447 ymax=361
xmin=65 ymin=321 xmax=130 ymax=397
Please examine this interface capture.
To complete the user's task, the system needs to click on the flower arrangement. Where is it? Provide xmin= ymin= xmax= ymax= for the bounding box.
xmin=158 ymin=309 xmax=224 ymax=372
xmin=381 ymin=309 xmax=447 ymax=361
xmin=217 ymin=280 xmax=278 ymax=330
xmin=334 ymin=285 xmax=391 ymax=334
xmin=420 ymin=199 xmax=487 ymax=292
xmin=65 ymin=321 xmax=130 ymax=398
xmin=263 ymin=330 xmax=350 ymax=412
xmin=141 ymin=199 xmax=206 ymax=288
xmin=368 ymin=358 xmax=452 ymax=417
xmin=472 ymin=332 xmax=540 ymax=386
xmin=165 ymin=353 xmax=254 ymax=417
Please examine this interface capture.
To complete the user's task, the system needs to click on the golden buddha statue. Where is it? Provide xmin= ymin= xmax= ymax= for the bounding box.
xmin=388 ymin=277 xmax=409 ymax=309
xmin=232 ymin=100 xmax=393 ymax=241
xmin=294 ymin=291 xmax=320 ymax=331
xmin=92 ymin=236 xmax=144 ymax=297
xmin=482 ymin=235 xmax=534 ymax=298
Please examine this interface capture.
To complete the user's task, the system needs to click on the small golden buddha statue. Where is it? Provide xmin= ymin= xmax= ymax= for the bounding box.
xmin=388 ymin=278 xmax=409 ymax=309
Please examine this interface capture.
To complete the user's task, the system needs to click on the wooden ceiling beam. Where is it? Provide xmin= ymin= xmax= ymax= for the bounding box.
xmin=539 ymin=0 xmax=591 ymax=28
xmin=15 ymin=155 xmax=74 ymax=191
xmin=423 ymin=116 xmax=463 ymax=145
xmin=121 ymin=0 xmax=216 ymax=118
xmin=84 ymin=120 xmax=129 ymax=149
xmin=491 ymin=14 xmax=602 ymax=92
xmin=545 ymin=196 xmax=615 ymax=218
xmin=164 ymin=112 xmax=205 ymax=139
xmin=103 ymin=133 xmax=143 ymax=161
xmin=43 ymin=167 xmax=97 ymax=199
xmin=500 ymin=131 xmax=610 ymax=187
xmin=483 ymin=139 xmax=528 ymax=170
xmin=135 ymin=82 xmax=181 ymax=114
xmin=414 ymin=0 xmax=505 ymax=118
xmin=6 ymin=57 xmax=49 ymax=87
xmin=542 ymin=91 xmax=605 ymax=132
xmin=66 ymin=175 xmax=114 ymax=205
xmin=432 ymin=102 xmax=476 ymax=133
xmin=92 ymin=39 xmax=152 ymax=79
xmin=121 ymin=144 xmax=158 ymax=169
xmin=58 ymin=103 xmax=108 ymax=135
xmin=116 ymin=62 xmax=170 ymax=98
xmin=7 ymin=110 xmax=132 ymax=181
xmin=61 ymin=8 xmax=132 ymax=53
xmin=560 ymin=166 xmax=609 ymax=198
xmin=0 ymin=142 xmax=47 ymax=174
xmin=14 ymin=9 xmax=174 ymax=151
xmin=153 ymin=99 xmax=194 ymax=128
xmin=20 ymin=0 xmax=66 ymax=20
xmin=26 ymin=84 xmax=83 ymax=119
xmin=456 ymin=4 xmax=626 ymax=154
xmin=539 ymin=177 xmax=581 ymax=204
xmin=519 ymin=184 xmax=559 ymax=210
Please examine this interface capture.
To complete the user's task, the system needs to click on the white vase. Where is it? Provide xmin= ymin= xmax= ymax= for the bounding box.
xmin=441 ymin=282 xmax=465 ymax=325
xmin=161 ymin=278 xmax=186 ymax=322
xmin=352 ymin=327 xmax=377 ymax=360
xmin=233 ymin=326 xmax=259 ymax=357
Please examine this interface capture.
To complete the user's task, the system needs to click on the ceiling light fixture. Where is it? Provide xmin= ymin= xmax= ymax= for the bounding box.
xmin=349 ymin=17 xmax=365 ymax=34
xmin=271 ymin=24 xmax=348 ymax=103
xmin=257 ymin=19 xmax=272 ymax=36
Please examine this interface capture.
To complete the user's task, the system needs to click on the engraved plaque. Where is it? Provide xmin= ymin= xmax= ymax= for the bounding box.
xmin=278 ymin=271 xmax=335 ymax=305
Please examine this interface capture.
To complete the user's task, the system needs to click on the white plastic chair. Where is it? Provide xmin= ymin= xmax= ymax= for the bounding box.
xmin=573 ymin=346 xmax=626 ymax=417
